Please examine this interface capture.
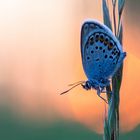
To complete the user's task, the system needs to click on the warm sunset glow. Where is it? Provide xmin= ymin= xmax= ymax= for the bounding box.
xmin=0 ymin=0 xmax=139 ymax=134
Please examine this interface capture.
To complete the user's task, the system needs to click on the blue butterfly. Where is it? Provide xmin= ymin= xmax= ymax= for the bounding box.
xmin=61 ymin=20 xmax=126 ymax=103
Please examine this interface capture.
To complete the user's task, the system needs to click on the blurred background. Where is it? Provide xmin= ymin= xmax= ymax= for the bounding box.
xmin=0 ymin=0 xmax=139 ymax=139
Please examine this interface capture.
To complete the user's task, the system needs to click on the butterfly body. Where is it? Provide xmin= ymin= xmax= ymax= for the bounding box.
xmin=81 ymin=20 xmax=126 ymax=96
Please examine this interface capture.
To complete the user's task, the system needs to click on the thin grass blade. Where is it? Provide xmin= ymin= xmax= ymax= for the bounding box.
xmin=118 ymin=0 xmax=125 ymax=18
xmin=108 ymin=93 xmax=116 ymax=136
xmin=104 ymin=117 xmax=110 ymax=140
xmin=117 ymin=22 xmax=123 ymax=44
xmin=102 ymin=0 xmax=112 ymax=30
xmin=112 ymin=0 xmax=116 ymax=6
xmin=117 ymin=0 xmax=125 ymax=37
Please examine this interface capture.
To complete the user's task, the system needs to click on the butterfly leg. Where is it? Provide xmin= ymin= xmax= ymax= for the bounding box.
xmin=98 ymin=79 xmax=110 ymax=93
xmin=97 ymin=89 xmax=108 ymax=104
xmin=100 ymin=87 xmax=112 ymax=95
xmin=100 ymin=88 xmax=106 ymax=93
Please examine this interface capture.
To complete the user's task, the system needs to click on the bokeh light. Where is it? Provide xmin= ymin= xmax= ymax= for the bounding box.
xmin=0 ymin=0 xmax=139 ymax=136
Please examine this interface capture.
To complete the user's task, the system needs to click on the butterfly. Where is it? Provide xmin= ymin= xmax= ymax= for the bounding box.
xmin=61 ymin=20 xmax=126 ymax=103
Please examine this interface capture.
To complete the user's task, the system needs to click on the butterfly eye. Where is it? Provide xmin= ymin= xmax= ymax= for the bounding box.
xmin=88 ymin=35 xmax=94 ymax=45
xmin=95 ymin=33 xmax=99 ymax=42
xmin=99 ymin=34 xmax=104 ymax=43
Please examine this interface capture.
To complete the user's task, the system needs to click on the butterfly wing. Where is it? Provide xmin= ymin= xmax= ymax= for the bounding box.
xmin=81 ymin=20 xmax=126 ymax=82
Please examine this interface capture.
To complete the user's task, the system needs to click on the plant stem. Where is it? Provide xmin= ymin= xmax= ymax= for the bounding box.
xmin=102 ymin=0 xmax=125 ymax=140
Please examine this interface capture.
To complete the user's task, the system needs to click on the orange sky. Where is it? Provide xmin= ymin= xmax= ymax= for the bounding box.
xmin=0 ymin=0 xmax=139 ymax=133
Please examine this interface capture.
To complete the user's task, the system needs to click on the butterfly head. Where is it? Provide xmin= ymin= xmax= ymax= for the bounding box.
xmin=60 ymin=78 xmax=110 ymax=95
xmin=60 ymin=79 xmax=109 ymax=103
xmin=60 ymin=79 xmax=102 ymax=94
xmin=81 ymin=80 xmax=99 ymax=91
xmin=60 ymin=80 xmax=100 ymax=95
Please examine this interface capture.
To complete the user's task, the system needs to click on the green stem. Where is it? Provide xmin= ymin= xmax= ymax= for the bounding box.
xmin=113 ymin=1 xmax=117 ymax=36
xmin=102 ymin=0 xmax=125 ymax=140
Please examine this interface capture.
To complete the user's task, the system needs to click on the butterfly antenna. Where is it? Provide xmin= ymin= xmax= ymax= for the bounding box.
xmin=68 ymin=81 xmax=85 ymax=86
xmin=60 ymin=81 xmax=85 ymax=95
